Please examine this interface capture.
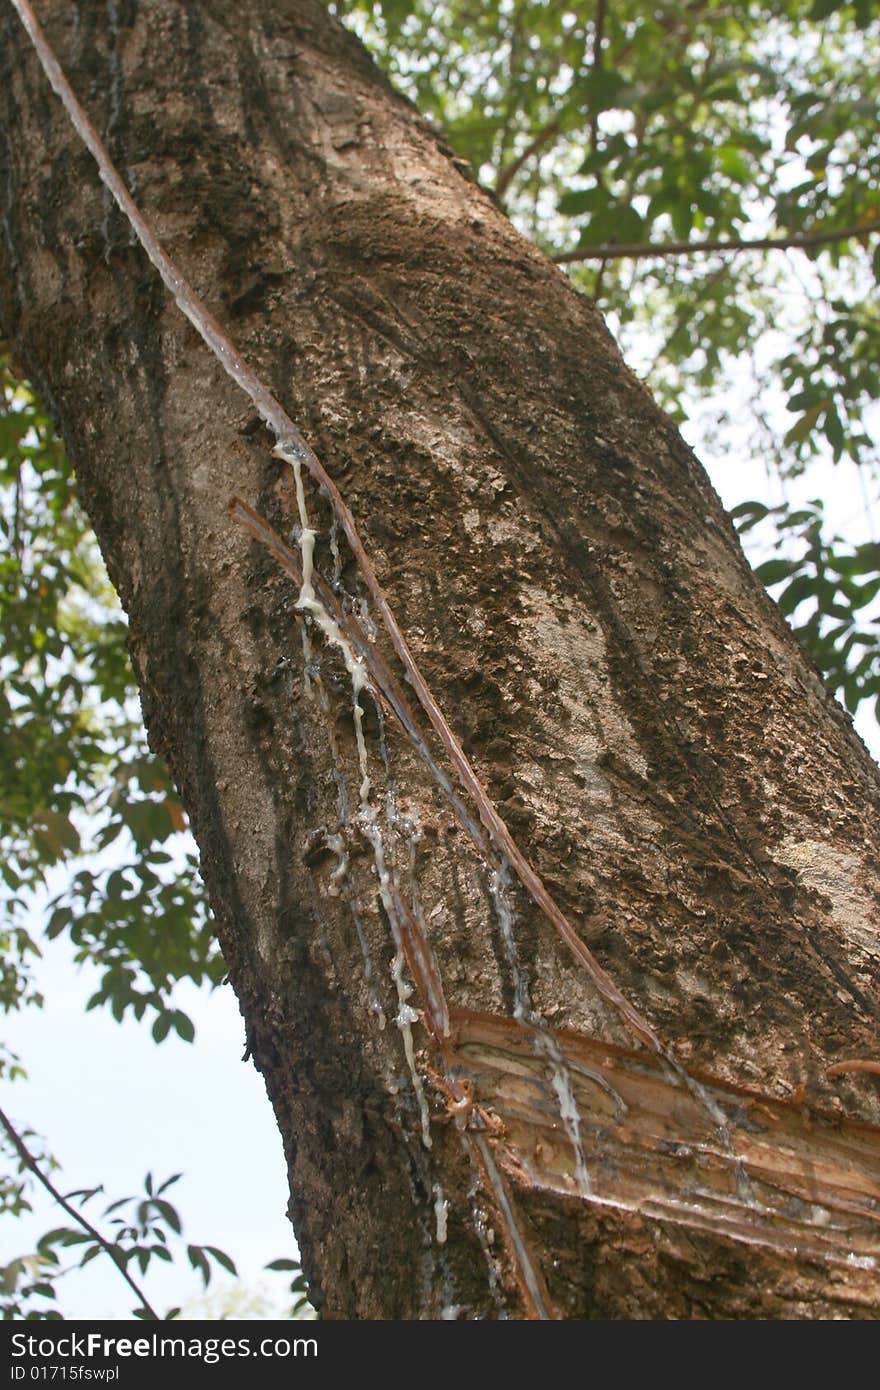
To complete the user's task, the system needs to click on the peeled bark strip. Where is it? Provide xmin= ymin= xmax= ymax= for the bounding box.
xmin=1 ymin=0 xmax=878 ymax=1318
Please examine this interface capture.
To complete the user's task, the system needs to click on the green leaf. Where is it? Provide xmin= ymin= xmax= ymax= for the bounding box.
xmin=187 ymin=1245 xmax=211 ymax=1288
xmin=32 ymin=810 xmax=81 ymax=860
xmin=577 ymin=67 xmax=628 ymax=114
xmin=151 ymin=1014 xmax=172 ymax=1044
xmin=46 ymin=907 xmax=72 ymax=940
xmin=671 ymin=200 xmax=694 ymax=241
xmin=172 ymin=1012 xmax=195 ymax=1043
xmin=777 ymin=574 xmax=815 ymax=617
xmin=106 ymin=869 xmax=132 ymax=901
xmin=755 ymin=558 xmax=802 ymax=585
xmin=204 ymin=1246 xmax=237 ymax=1276
xmin=153 ymin=1199 xmax=182 ymax=1234
xmin=558 ymin=185 xmax=609 ymax=217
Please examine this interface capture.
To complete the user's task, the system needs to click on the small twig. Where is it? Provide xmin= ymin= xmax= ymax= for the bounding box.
xmin=553 ymin=219 xmax=880 ymax=265
xmin=495 ymin=117 xmax=562 ymax=200
xmin=0 ymin=1105 xmax=160 ymax=1319
xmin=12 ymin=465 xmax=24 ymax=564
xmin=591 ymin=257 xmax=609 ymax=303
xmin=493 ymin=0 xmax=605 ymax=204
xmin=585 ymin=0 xmax=607 ymax=306
xmin=588 ymin=0 xmax=607 ymax=154
xmin=655 ymin=261 xmax=733 ymax=362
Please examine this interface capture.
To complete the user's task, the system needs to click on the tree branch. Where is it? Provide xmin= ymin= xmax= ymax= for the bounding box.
xmin=586 ymin=0 xmax=609 ymax=300
xmin=553 ymin=219 xmax=880 ymax=264
xmin=495 ymin=116 xmax=562 ymax=199
xmin=0 ymin=1105 xmax=161 ymax=1319
xmin=492 ymin=0 xmax=579 ymax=198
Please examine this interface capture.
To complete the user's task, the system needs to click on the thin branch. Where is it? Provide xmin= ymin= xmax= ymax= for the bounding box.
xmin=554 ymin=219 xmax=880 ymax=264
xmin=588 ymin=0 xmax=607 ymax=153
xmin=584 ymin=0 xmax=607 ymax=300
xmin=655 ymin=261 xmax=733 ymax=362
xmin=0 ymin=1105 xmax=160 ymax=1319
xmin=495 ymin=116 xmax=562 ymax=199
xmin=591 ymin=258 xmax=609 ymax=302
xmin=492 ymin=0 xmax=529 ymax=190
xmin=12 ymin=464 xmax=24 ymax=564
xmin=493 ymin=0 xmax=579 ymax=199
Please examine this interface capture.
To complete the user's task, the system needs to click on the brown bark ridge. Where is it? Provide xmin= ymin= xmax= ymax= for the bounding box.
xmin=1 ymin=0 xmax=878 ymax=1319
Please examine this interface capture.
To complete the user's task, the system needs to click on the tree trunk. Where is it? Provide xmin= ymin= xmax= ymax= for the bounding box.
xmin=2 ymin=0 xmax=878 ymax=1319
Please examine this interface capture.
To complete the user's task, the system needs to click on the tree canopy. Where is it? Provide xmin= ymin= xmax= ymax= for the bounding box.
xmin=1 ymin=0 xmax=878 ymax=1317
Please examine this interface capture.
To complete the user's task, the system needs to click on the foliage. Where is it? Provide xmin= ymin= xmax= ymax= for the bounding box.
xmin=0 ymin=361 xmax=312 ymax=1318
xmin=0 ymin=1115 xmax=314 ymax=1320
xmin=0 ymin=1136 xmax=238 ymax=1322
xmin=734 ymin=498 xmax=880 ymax=717
xmin=179 ymin=1272 xmax=317 ymax=1321
xmin=0 ymin=361 xmax=224 ymax=1034
xmin=263 ymin=1259 xmax=318 ymax=1320
xmin=0 ymin=360 xmax=232 ymax=1316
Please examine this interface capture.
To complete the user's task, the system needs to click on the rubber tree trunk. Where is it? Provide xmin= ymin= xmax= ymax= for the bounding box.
xmin=2 ymin=0 xmax=878 ymax=1319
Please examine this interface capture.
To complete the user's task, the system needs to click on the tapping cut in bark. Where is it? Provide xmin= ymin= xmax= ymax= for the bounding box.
xmin=3 ymin=0 xmax=879 ymax=1318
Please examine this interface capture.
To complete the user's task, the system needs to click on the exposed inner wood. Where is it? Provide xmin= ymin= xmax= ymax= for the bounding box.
xmin=446 ymin=1009 xmax=880 ymax=1273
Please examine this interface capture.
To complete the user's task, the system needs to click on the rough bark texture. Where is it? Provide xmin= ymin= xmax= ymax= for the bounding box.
xmin=2 ymin=0 xmax=878 ymax=1318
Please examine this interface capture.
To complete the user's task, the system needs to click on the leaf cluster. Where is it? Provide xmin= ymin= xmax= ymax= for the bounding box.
xmin=0 ymin=359 xmax=224 ymax=1036
xmin=0 ymin=1155 xmax=236 ymax=1321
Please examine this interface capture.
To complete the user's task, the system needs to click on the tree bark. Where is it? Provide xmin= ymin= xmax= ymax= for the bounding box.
xmin=2 ymin=0 xmax=878 ymax=1319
